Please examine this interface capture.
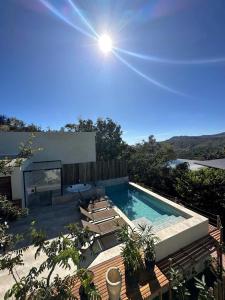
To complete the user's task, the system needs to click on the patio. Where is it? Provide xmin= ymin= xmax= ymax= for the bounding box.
xmin=10 ymin=202 xmax=80 ymax=245
xmin=0 ymin=202 xmax=79 ymax=297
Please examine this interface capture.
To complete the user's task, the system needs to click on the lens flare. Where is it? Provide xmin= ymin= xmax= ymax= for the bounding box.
xmin=67 ymin=0 xmax=98 ymax=38
xmin=39 ymin=0 xmax=95 ymax=39
xmin=113 ymin=51 xmax=188 ymax=97
xmin=115 ymin=47 xmax=225 ymax=65
xmin=98 ymin=34 xmax=113 ymax=54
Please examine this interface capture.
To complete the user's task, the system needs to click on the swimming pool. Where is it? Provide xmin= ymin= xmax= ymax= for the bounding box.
xmin=106 ymin=182 xmax=208 ymax=261
xmin=106 ymin=183 xmax=187 ymax=231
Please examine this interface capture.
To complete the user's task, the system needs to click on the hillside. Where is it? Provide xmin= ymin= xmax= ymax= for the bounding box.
xmin=164 ymin=132 xmax=225 ymax=160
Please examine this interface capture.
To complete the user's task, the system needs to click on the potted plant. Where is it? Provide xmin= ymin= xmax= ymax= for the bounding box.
xmin=138 ymin=225 xmax=159 ymax=273
xmin=77 ymin=268 xmax=100 ymax=300
xmin=117 ymin=225 xmax=143 ymax=281
xmin=105 ymin=267 xmax=122 ymax=300
xmin=144 ymin=238 xmax=156 ymax=272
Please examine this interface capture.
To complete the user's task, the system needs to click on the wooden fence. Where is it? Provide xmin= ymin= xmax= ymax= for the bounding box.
xmin=62 ymin=160 xmax=128 ymax=185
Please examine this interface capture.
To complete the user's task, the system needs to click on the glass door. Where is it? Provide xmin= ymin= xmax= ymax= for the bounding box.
xmin=24 ymin=168 xmax=62 ymax=208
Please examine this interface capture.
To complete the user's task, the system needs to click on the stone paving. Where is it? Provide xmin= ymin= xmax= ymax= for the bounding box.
xmin=0 ymin=202 xmax=81 ymax=298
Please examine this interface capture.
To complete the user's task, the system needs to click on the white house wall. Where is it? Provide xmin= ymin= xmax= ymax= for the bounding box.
xmin=10 ymin=167 xmax=23 ymax=200
xmin=0 ymin=132 xmax=96 ymax=164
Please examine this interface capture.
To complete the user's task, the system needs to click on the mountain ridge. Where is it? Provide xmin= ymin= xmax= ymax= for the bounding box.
xmin=163 ymin=131 xmax=225 ymax=160
xmin=166 ymin=132 xmax=225 ymax=141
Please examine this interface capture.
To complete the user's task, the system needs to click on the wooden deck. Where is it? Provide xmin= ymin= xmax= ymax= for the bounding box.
xmin=72 ymin=225 xmax=221 ymax=299
xmin=72 ymin=255 xmax=169 ymax=300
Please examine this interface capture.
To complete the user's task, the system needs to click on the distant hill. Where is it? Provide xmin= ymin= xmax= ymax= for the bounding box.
xmin=163 ymin=132 xmax=225 ymax=160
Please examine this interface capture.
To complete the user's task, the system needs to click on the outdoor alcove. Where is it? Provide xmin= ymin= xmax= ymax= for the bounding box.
xmin=23 ymin=161 xmax=62 ymax=208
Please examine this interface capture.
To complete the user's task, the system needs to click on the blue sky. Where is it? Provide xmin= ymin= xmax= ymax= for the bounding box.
xmin=1 ymin=0 xmax=225 ymax=144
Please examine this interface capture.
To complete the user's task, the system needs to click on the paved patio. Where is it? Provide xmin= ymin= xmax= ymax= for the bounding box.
xmin=10 ymin=201 xmax=81 ymax=248
xmin=1 ymin=202 xmax=81 ymax=298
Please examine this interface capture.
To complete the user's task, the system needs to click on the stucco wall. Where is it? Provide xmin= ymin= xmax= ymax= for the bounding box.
xmin=0 ymin=167 xmax=23 ymax=200
xmin=0 ymin=159 xmax=31 ymax=207
xmin=10 ymin=167 xmax=24 ymax=200
xmin=0 ymin=132 xmax=96 ymax=164
xmin=0 ymin=167 xmax=24 ymax=205
xmin=155 ymin=219 xmax=208 ymax=261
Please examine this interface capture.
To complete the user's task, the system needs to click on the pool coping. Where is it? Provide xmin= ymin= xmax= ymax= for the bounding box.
xmin=129 ymin=182 xmax=209 ymax=261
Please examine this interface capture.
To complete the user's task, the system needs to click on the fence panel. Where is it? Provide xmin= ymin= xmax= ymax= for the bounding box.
xmin=62 ymin=160 xmax=127 ymax=185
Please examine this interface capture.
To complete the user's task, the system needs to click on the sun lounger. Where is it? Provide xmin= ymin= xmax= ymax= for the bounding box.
xmin=87 ymin=199 xmax=110 ymax=212
xmin=80 ymin=206 xmax=118 ymax=223
xmin=81 ymin=218 xmax=126 ymax=236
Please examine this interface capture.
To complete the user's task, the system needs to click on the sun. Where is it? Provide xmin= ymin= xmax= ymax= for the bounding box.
xmin=98 ymin=34 xmax=113 ymax=54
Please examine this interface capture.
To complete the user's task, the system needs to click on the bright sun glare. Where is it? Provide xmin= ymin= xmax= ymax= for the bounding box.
xmin=98 ymin=34 xmax=113 ymax=54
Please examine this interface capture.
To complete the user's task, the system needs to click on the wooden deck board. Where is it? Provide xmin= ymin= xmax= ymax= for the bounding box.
xmin=72 ymin=225 xmax=220 ymax=299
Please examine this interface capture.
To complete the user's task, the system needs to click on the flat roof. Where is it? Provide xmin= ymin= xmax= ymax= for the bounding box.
xmin=195 ymin=158 xmax=225 ymax=170
xmin=171 ymin=159 xmax=205 ymax=170
xmin=24 ymin=160 xmax=62 ymax=171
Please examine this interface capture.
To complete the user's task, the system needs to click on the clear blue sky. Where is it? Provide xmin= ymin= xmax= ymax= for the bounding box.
xmin=1 ymin=0 xmax=225 ymax=144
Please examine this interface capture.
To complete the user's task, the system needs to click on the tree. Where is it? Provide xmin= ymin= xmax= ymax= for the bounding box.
xmin=174 ymin=167 xmax=225 ymax=212
xmin=0 ymin=115 xmax=41 ymax=132
xmin=128 ymin=135 xmax=176 ymax=190
xmin=0 ymin=115 xmax=7 ymax=125
xmin=3 ymin=223 xmax=79 ymax=300
xmin=95 ymin=118 xmax=125 ymax=160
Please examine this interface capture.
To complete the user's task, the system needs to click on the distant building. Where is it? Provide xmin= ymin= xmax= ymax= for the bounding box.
xmin=170 ymin=158 xmax=225 ymax=171
xmin=194 ymin=158 xmax=225 ymax=170
xmin=169 ymin=159 xmax=206 ymax=171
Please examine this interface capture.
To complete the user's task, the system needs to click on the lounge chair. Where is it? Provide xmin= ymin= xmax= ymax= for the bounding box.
xmin=80 ymin=206 xmax=118 ymax=223
xmin=81 ymin=218 xmax=126 ymax=236
xmin=87 ymin=199 xmax=110 ymax=212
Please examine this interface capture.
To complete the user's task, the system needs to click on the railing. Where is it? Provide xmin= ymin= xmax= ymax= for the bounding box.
xmin=178 ymin=199 xmax=218 ymax=227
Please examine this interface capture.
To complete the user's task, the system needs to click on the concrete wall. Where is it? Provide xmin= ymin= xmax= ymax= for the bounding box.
xmin=10 ymin=167 xmax=24 ymax=200
xmin=155 ymin=219 xmax=208 ymax=261
xmin=0 ymin=169 xmax=23 ymax=200
xmin=0 ymin=131 xmax=96 ymax=164
xmin=0 ymin=159 xmax=31 ymax=207
xmin=0 ymin=166 xmax=24 ymax=205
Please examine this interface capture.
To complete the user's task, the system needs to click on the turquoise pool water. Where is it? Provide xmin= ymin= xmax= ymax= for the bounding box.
xmin=106 ymin=183 xmax=186 ymax=230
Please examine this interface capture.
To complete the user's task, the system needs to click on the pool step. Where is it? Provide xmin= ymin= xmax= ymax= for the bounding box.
xmin=152 ymin=215 xmax=185 ymax=232
xmin=132 ymin=215 xmax=185 ymax=233
xmin=133 ymin=217 xmax=153 ymax=228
